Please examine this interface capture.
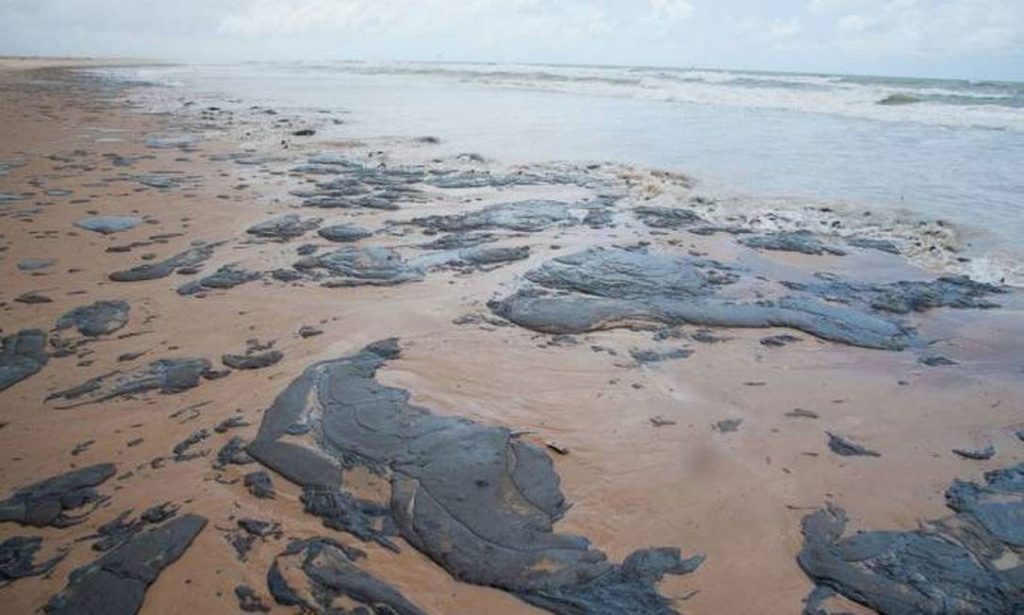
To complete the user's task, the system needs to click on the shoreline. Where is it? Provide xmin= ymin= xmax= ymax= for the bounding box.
xmin=101 ymin=60 xmax=1024 ymax=288
xmin=0 ymin=56 xmax=173 ymax=72
xmin=1 ymin=63 xmax=1023 ymax=614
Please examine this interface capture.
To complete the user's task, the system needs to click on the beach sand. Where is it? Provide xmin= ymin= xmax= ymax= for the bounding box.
xmin=2 ymin=61 xmax=1023 ymax=614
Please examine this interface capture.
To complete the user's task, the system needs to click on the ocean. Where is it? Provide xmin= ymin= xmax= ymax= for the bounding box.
xmin=96 ymin=61 xmax=1024 ymax=284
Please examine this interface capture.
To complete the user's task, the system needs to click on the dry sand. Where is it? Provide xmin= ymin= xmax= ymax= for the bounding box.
xmin=1 ymin=60 xmax=1022 ymax=614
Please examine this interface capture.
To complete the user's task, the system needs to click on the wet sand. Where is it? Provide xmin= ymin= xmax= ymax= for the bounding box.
xmin=2 ymin=61 xmax=1023 ymax=614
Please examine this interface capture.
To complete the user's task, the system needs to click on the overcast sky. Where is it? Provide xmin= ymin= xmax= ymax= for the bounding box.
xmin=2 ymin=0 xmax=1022 ymax=80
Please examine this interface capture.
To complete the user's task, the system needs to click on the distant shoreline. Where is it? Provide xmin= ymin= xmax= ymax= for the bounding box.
xmin=0 ymin=56 xmax=173 ymax=71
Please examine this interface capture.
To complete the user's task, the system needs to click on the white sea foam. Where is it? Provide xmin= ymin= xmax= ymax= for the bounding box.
xmin=308 ymin=62 xmax=1024 ymax=132
xmin=681 ymin=191 xmax=1024 ymax=286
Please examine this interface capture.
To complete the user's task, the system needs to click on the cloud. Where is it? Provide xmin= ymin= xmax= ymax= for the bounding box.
xmin=217 ymin=0 xmax=614 ymax=40
xmin=770 ymin=17 xmax=802 ymax=39
xmin=649 ymin=0 xmax=695 ymax=20
xmin=805 ymin=0 xmax=1024 ymax=56
xmin=807 ymin=0 xmax=867 ymax=14
xmin=219 ymin=1 xmax=437 ymax=37
xmin=837 ymin=14 xmax=876 ymax=32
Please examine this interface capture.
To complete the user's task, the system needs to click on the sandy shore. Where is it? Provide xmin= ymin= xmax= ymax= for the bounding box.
xmin=2 ymin=61 xmax=1023 ymax=614
xmin=0 ymin=56 xmax=169 ymax=71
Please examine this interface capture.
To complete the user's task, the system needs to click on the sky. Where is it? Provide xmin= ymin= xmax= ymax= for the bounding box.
xmin=1 ymin=0 xmax=1022 ymax=80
